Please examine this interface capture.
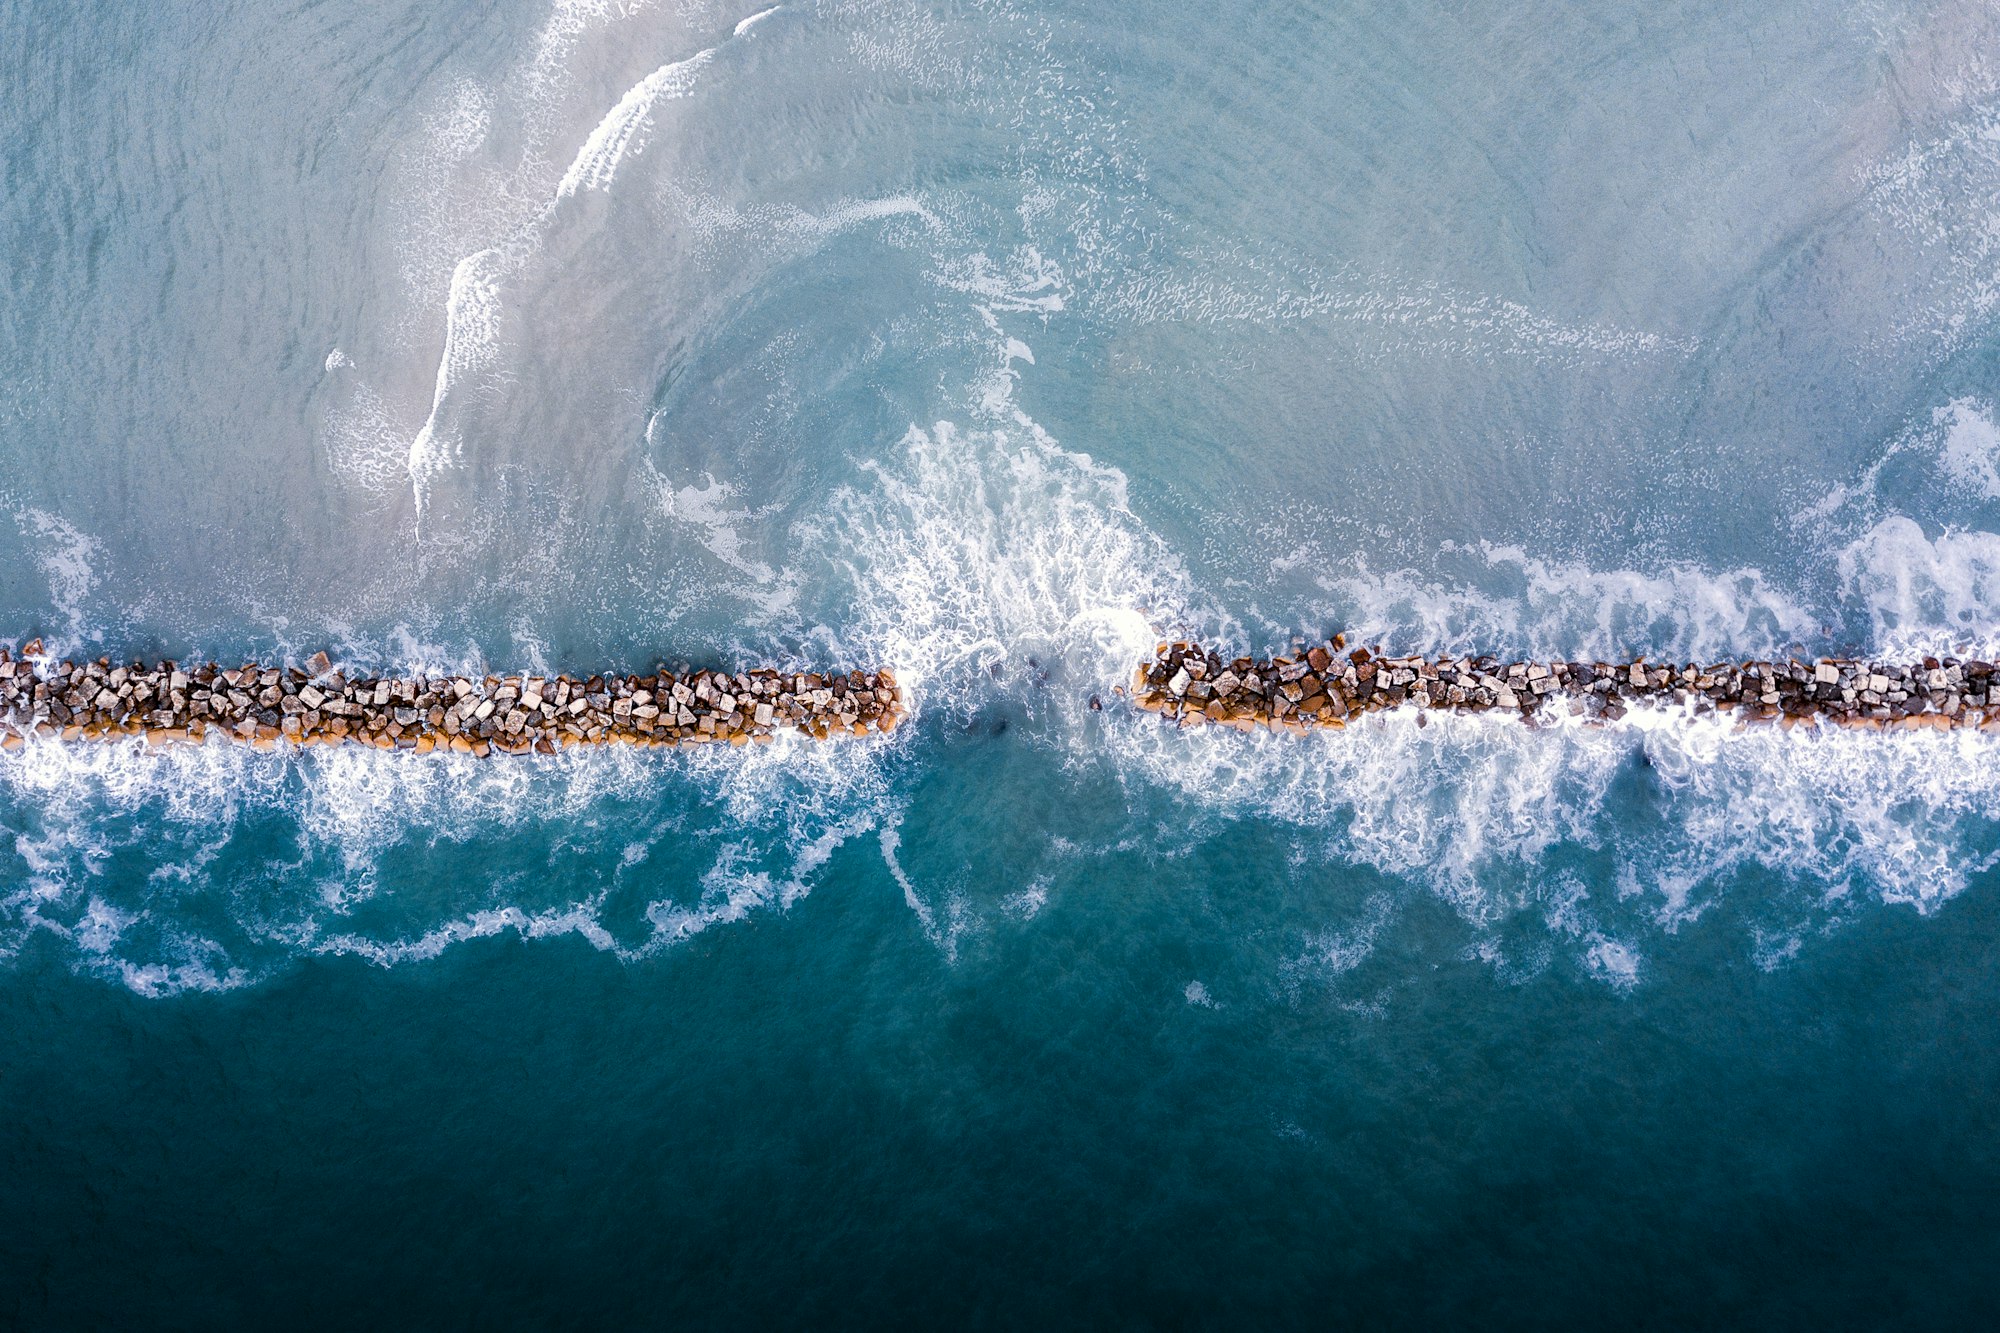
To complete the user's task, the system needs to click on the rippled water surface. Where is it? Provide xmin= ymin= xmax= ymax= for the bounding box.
xmin=5 ymin=0 xmax=2000 ymax=1323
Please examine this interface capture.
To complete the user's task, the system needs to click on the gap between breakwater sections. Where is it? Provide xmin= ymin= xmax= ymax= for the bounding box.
xmin=1131 ymin=637 xmax=2000 ymax=733
xmin=0 ymin=641 xmax=902 ymax=754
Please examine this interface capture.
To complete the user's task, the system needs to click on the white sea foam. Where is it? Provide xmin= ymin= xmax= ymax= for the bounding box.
xmin=1290 ymin=891 xmax=1396 ymax=979
xmin=1854 ymin=89 xmax=2000 ymax=362
xmin=1781 ymin=398 xmax=2000 ymax=658
xmin=399 ymin=10 xmax=788 ymax=524
xmin=432 ymin=77 xmax=495 ymax=160
xmin=527 ymin=0 xmax=660 ymax=97
xmin=828 ymin=417 xmax=1182 ymax=712
xmin=639 ymin=461 xmax=782 ymax=586
xmin=8 ymin=505 xmax=103 ymax=657
xmin=1836 ymin=515 xmax=2000 ymax=658
xmin=1106 ymin=696 xmax=2000 ymax=982
xmin=1800 ymin=396 xmax=2000 ymax=532
xmin=663 ymin=186 xmax=939 ymax=255
xmin=318 ymin=903 xmax=591 ymax=969
xmin=879 ymin=821 xmax=969 ymax=961
xmin=838 ymin=0 xmax=967 ymax=91
xmin=407 ymin=246 xmax=513 ymax=519
xmin=1101 ymin=257 xmax=1699 ymax=364
xmin=0 ymin=713 xmax=906 ymax=996
xmin=555 ymin=46 xmax=718 ymax=198
xmin=323 ymin=377 xmax=417 ymax=499
xmin=937 ymin=246 xmax=1070 ymax=317
xmin=1934 ymin=398 xmax=2000 ymax=498
xmin=1003 ymin=875 xmax=1050 ymax=920
xmin=641 ymin=818 xmax=864 ymax=948
xmin=1295 ymin=541 xmax=1814 ymax=664
xmin=733 ymin=5 xmax=781 ymax=37
xmin=1582 ymin=938 xmax=1642 ymax=990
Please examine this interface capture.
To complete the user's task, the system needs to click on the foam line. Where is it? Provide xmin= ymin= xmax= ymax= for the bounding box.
xmin=734 ymin=6 xmax=782 ymax=37
xmin=555 ymin=46 xmax=719 ymax=198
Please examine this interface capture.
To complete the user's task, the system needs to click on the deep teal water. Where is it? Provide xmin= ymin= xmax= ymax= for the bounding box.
xmin=7 ymin=0 xmax=2000 ymax=1323
xmin=7 ymin=848 xmax=2000 ymax=1327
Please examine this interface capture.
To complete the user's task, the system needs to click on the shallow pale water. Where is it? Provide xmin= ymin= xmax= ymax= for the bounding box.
xmin=5 ymin=0 xmax=2000 ymax=1324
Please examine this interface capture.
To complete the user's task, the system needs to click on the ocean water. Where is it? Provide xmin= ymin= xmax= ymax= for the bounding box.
xmin=5 ymin=0 xmax=2000 ymax=1323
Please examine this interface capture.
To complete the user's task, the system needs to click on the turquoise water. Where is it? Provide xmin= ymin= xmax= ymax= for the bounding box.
xmin=6 ymin=0 xmax=2000 ymax=1322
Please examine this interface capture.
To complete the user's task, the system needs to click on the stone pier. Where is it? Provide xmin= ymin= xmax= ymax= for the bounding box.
xmin=0 ymin=641 xmax=903 ymax=754
xmin=1131 ymin=637 xmax=2000 ymax=734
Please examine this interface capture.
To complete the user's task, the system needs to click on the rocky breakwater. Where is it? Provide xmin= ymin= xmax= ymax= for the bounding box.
xmin=1131 ymin=638 xmax=2000 ymax=734
xmin=0 ymin=641 xmax=903 ymax=754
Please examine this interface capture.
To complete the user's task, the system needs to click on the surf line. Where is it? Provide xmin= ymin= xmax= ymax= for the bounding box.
xmin=1132 ymin=638 xmax=2000 ymax=734
xmin=0 ymin=642 xmax=902 ymax=754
